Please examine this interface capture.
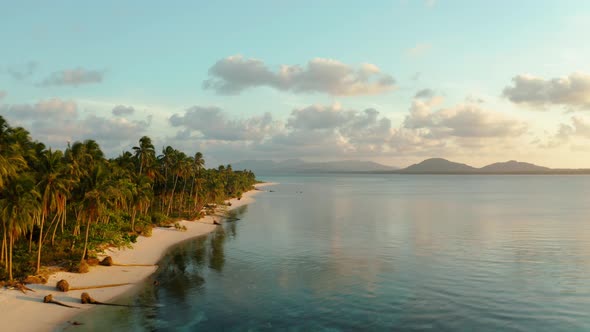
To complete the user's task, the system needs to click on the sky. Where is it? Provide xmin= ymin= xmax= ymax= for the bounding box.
xmin=1 ymin=0 xmax=590 ymax=168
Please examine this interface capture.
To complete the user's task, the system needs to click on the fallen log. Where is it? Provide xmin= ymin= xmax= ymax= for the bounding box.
xmin=81 ymin=292 xmax=130 ymax=307
xmin=4 ymin=282 xmax=36 ymax=294
xmin=99 ymin=256 xmax=155 ymax=267
xmin=81 ymin=292 xmax=158 ymax=308
xmin=56 ymin=279 xmax=131 ymax=292
xmin=43 ymin=294 xmax=79 ymax=309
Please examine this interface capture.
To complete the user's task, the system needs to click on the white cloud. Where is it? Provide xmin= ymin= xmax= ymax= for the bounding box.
xmin=203 ymin=55 xmax=395 ymax=96
xmin=3 ymin=61 xmax=38 ymax=80
xmin=404 ymin=97 xmax=527 ymax=138
xmin=169 ymin=106 xmax=280 ymax=141
xmin=414 ymin=88 xmax=436 ymax=99
xmin=1 ymin=98 xmax=150 ymax=153
xmin=39 ymin=67 xmax=104 ymax=87
xmin=503 ymin=72 xmax=590 ymax=110
xmin=112 ymin=105 xmax=135 ymax=116
xmin=543 ymin=115 xmax=590 ymax=148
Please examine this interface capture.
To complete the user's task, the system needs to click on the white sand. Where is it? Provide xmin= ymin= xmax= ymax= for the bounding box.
xmin=0 ymin=182 xmax=276 ymax=332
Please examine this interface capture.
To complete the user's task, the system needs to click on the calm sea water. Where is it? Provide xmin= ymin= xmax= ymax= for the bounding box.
xmin=62 ymin=175 xmax=590 ymax=331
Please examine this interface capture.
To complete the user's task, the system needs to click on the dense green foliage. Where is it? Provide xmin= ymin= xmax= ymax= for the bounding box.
xmin=0 ymin=116 xmax=256 ymax=281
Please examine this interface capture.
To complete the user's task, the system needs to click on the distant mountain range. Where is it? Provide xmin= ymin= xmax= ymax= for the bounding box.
xmin=397 ymin=158 xmax=586 ymax=174
xmin=232 ymin=158 xmax=590 ymax=175
xmin=232 ymin=159 xmax=398 ymax=174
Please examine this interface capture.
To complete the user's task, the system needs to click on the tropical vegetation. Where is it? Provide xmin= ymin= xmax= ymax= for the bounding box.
xmin=0 ymin=116 xmax=256 ymax=281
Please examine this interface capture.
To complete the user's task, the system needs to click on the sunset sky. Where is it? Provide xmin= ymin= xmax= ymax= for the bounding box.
xmin=2 ymin=0 xmax=590 ymax=167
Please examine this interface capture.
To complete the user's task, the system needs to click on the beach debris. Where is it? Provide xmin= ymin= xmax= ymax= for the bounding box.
xmin=24 ymin=275 xmax=47 ymax=284
xmin=67 ymin=321 xmax=84 ymax=326
xmin=4 ymin=281 xmax=36 ymax=294
xmin=99 ymin=256 xmax=114 ymax=266
xmin=98 ymin=255 xmax=155 ymax=267
xmin=43 ymin=294 xmax=79 ymax=309
xmin=77 ymin=260 xmax=90 ymax=273
xmin=81 ymin=292 xmax=158 ymax=308
xmin=81 ymin=292 xmax=131 ymax=307
xmin=86 ymin=257 xmax=100 ymax=266
xmin=56 ymin=279 xmax=131 ymax=292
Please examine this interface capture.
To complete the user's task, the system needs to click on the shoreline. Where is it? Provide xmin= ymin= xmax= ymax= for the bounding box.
xmin=0 ymin=182 xmax=276 ymax=332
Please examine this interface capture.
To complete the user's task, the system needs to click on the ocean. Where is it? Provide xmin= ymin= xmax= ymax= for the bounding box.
xmin=61 ymin=174 xmax=590 ymax=331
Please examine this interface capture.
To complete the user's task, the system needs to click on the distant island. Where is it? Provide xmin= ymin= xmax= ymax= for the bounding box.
xmin=394 ymin=158 xmax=590 ymax=174
xmin=233 ymin=159 xmax=398 ymax=174
xmin=234 ymin=158 xmax=590 ymax=175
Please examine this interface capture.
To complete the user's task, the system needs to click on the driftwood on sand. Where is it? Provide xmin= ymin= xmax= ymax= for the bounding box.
xmin=43 ymin=294 xmax=79 ymax=309
xmin=99 ymin=256 xmax=155 ymax=267
xmin=81 ymin=292 xmax=156 ymax=308
xmin=81 ymin=292 xmax=130 ymax=307
xmin=56 ymin=279 xmax=131 ymax=292
xmin=5 ymin=282 xmax=35 ymax=294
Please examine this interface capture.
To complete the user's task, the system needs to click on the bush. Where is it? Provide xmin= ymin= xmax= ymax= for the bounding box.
xmin=151 ymin=212 xmax=168 ymax=226
xmin=142 ymin=224 xmax=153 ymax=237
xmin=123 ymin=233 xmax=138 ymax=243
xmin=174 ymin=222 xmax=187 ymax=231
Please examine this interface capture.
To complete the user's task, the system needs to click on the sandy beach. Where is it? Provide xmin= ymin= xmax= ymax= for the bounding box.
xmin=0 ymin=183 xmax=275 ymax=332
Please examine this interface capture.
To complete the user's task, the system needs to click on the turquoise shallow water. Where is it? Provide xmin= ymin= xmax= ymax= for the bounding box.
xmin=62 ymin=175 xmax=590 ymax=331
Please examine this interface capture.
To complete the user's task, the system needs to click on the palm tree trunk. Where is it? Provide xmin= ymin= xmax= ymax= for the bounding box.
xmin=81 ymin=217 xmax=91 ymax=263
xmin=9 ymin=232 xmax=13 ymax=281
xmin=43 ymin=212 xmax=59 ymax=244
xmin=28 ymin=228 xmax=33 ymax=252
xmin=36 ymin=213 xmax=46 ymax=274
xmin=131 ymin=209 xmax=137 ymax=232
xmin=167 ymin=174 xmax=179 ymax=216
xmin=0 ymin=225 xmax=5 ymax=264
xmin=180 ymin=178 xmax=187 ymax=213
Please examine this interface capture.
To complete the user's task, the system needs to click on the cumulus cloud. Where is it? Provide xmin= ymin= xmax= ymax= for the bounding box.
xmin=404 ymin=98 xmax=527 ymax=138
xmin=165 ymin=98 xmax=531 ymax=162
xmin=542 ymin=115 xmax=590 ymax=148
xmin=503 ymin=73 xmax=590 ymax=110
xmin=203 ymin=55 xmax=395 ymax=96
xmin=39 ymin=67 xmax=104 ymax=87
xmin=112 ymin=105 xmax=135 ymax=116
xmin=414 ymin=88 xmax=436 ymax=99
xmin=261 ymin=104 xmax=395 ymax=157
xmin=2 ymin=98 xmax=78 ymax=120
xmin=3 ymin=61 xmax=38 ymax=80
xmin=169 ymin=106 xmax=280 ymax=141
xmin=1 ymin=98 xmax=150 ymax=153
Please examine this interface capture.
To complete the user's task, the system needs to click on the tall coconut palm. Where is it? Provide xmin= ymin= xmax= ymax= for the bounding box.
xmin=0 ymin=174 xmax=40 ymax=280
xmin=133 ymin=136 xmax=156 ymax=176
xmin=79 ymin=163 xmax=121 ymax=263
xmin=36 ymin=149 xmax=72 ymax=273
xmin=191 ymin=152 xmax=204 ymax=213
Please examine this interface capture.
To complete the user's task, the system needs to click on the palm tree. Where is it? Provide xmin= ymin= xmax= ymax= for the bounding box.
xmin=36 ymin=149 xmax=71 ymax=273
xmin=191 ymin=152 xmax=204 ymax=213
xmin=133 ymin=136 xmax=156 ymax=176
xmin=0 ymin=174 xmax=40 ymax=280
xmin=79 ymin=163 xmax=121 ymax=263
